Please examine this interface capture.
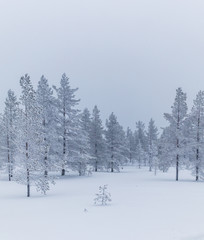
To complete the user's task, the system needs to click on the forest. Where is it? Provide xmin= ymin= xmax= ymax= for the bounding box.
xmin=1 ymin=74 xmax=203 ymax=197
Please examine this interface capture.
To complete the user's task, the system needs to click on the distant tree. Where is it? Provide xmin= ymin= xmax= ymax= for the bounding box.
xmin=105 ymin=113 xmax=127 ymax=172
xmin=136 ymin=140 xmax=148 ymax=169
xmin=147 ymin=119 xmax=158 ymax=171
xmin=135 ymin=121 xmax=148 ymax=166
xmin=90 ymin=106 xmax=106 ymax=172
xmin=158 ymin=127 xmax=173 ymax=172
xmin=69 ymin=113 xmax=91 ymax=176
xmin=126 ymin=127 xmax=136 ymax=164
xmin=81 ymin=108 xmax=91 ymax=134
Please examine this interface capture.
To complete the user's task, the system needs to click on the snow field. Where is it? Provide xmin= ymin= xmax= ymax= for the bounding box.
xmin=0 ymin=167 xmax=204 ymax=240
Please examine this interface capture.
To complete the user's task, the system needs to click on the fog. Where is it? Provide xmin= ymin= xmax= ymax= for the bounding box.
xmin=0 ymin=0 xmax=204 ymax=129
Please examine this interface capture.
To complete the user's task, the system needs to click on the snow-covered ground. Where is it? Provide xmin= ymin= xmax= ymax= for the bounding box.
xmin=1 ymin=167 xmax=204 ymax=240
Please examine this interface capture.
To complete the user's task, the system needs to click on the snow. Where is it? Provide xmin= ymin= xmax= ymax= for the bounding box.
xmin=1 ymin=167 xmax=204 ymax=240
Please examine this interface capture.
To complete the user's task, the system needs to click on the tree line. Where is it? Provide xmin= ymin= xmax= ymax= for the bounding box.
xmin=0 ymin=74 xmax=201 ymax=197
xmin=0 ymin=74 xmax=157 ymax=197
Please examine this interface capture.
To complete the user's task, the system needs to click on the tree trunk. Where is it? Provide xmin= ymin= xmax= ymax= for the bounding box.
xmin=176 ymin=136 xmax=179 ymax=181
xmin=26 ymin=142 xmax=30 ymax=197
xmin=7 ymin=134 xmax=11 ymax=181
xmin=44 ymin=154 xmax=48 ymax=177
xmin=196 ymin=148 xmax=199 ymax=181
xmin=196 ymin=166 xmax=199 ymax=181
xmin=111 ymin=162 xmax=114 ymax=172
xmin=95 ymin=144 xmax=98 ymax=172
xmin=44 ymin=170 xmax=48 ymax=177
xmin=61 ymin=168 xmax=65 ymax=176
xmin=10 ymin=154 xmax=13 ymax=178
xmin=139 ymin=157 xmax=141 ymax=169
xmin=154 ymin=164 xmax=157 ymax=176
xmin=176 ymin=154 xmax=179 ymax=181
xmin=27 ymin=168 xmax=30 ymax=197
xmin=95 ymin=161 xmax=98 ymax=172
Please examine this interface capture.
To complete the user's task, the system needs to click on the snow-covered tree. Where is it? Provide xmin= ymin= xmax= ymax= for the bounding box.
xmin=69 ymin=113 xmax=91 ymax=176
xmin=164 ymin=88 xmax=188 ymax=181
xmin=135 ymin=121 xmax=148 ymax=166
xmin=14 ymin=74 xmax=53 ymax=197
xmin=105 ymin=113 xmax=127 ymax=172
xmin=135 ymin=140 xmax=148 ymax=169
xmin=186 ymin=91 xmax=204 ymax=181
xmin=158 ymin=127 xmax=173 ymax=172
xmin=53 ymin=73 xmax=80 ymax=176
xmin=1 ymin=90 xmax=19 ymax=181
xmin=36 ymin=76 xmax=56 ymax=177
xmin=81 ymin=108 xmax=91 ymax=134
xmin=90 ymin=106 xmax=106 ymax=171
xmin=126 ymin=127 xmax=136 ymax=164
xmin=136 ymin=121 xmax=147 ymax=150
xmin=147 ymin=119 xmax=158 ymax=171
xmin=94 ymin=185 xmax=111 ymax=206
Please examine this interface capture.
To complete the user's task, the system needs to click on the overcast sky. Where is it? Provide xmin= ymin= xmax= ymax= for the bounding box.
xmin=0 ymin=0 xmax=204 ymax=130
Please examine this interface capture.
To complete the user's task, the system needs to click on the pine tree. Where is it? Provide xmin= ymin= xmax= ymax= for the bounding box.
xmin=135 ymin=121 xmax=148 ymax=166
xmin=14 ymin=74 xmax=53 ymax=197
xmin=147 ymin=119 xmax=158 ymax=171
xmin=81 ymin=108 xmax=91 ymax=134
xmin=69 ymin=114 xmax=91 ymax=176
xmin=136 ymin=121 xmax=147 ymax=151
xmin=136 ymin=140 xmax=148 ymax=169
xmin=2 ymin=90 xmax=19 ymax=181
xmin=94 ymin=185 xmax=111 ymax=206
xmin=53 ymin=73 xmax=80 ymax=176
xmin=36 ymin=75 xmax=56 ymax=177
xmin=158 ymin=127 xmax=173 ymax=172
xmin=90 ymin=106 xmax=106 ymax=172
xmin=164 ymin=88 xmax=188 ymax=181
xmin=126 ymin=127 xmax=136 ymax=164
xmin=186 ymin=91 xmax=204 ymax=181
xmin=105 ymin=113 xmax=127 ymax=172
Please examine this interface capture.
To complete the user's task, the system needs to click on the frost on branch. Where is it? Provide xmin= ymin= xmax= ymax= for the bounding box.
xmin=94 ymin=185 xmax=111 ymax=206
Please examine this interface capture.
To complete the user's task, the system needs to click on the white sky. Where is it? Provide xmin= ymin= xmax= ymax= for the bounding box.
xmin=0 ymin=0 xmax=204 ymax=130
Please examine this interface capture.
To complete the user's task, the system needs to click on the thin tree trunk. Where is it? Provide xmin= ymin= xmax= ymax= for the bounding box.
xmin=43 ymin=120 xmax=48 ymax=178
xmin=62 ymin=107 xmax=66 ymax=176
xmin=7 ymin=134 xmax=11 ymax=181
xmin=95 ymin=144 xmax=98 ymax=172
xmin=196 ymin=117 xmax=200 ymax=182
xmin=196 ymin=166 xmax=199 ymax=181
xmin=176 ymin=154 xmax=179 ymax=181
xmin=111 ymin=161 xmax=114 ymax=172
xmin=62 ymin=132 xmax=66 ymax=176
xmin=61 ymin=168 xmax=65 ymax=176
xmin=196 ymin=148 xmax=199 ymax=181
xmin=10 ymin=153 xmax=13 ymax=178
xmin=26 ymin=159 xmax=30 ymax=197
xmin=176 ymin=137 xmax=179 ymax=181
xmin=149 ymin=155 xmax=152 ymax=172
xmin=139 ymin=156 xmax=141 ymax=169
xmin=111 ymin=146 xmax=114 ymax=172
xmin=95 ymin=161 xmax=98 ymax=172
xmin=154 ymin=163 xmax=157 ymax=176
xmin=44 ymin=146 xmax=48 ymax=177
xmin=26 ymin=142 xmax=30 ymax=197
